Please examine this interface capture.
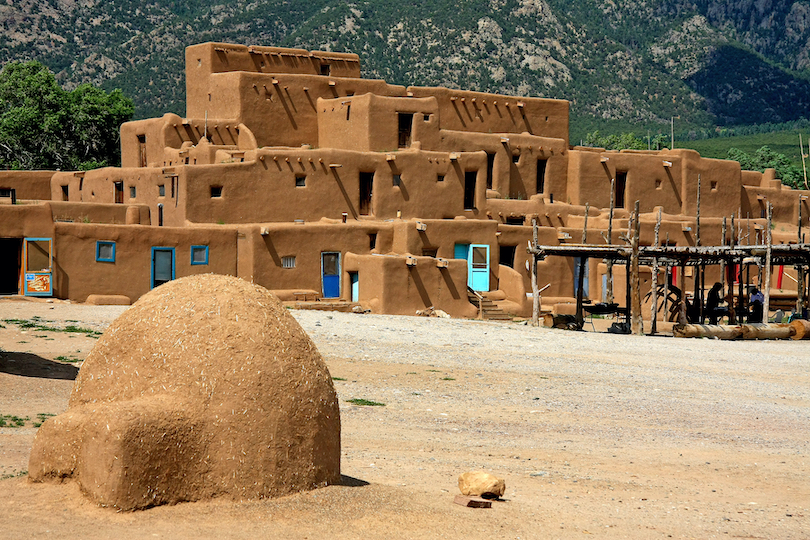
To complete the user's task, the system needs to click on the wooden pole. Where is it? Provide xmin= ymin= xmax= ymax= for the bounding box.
xmin=575 ymin=204 xmax=589 ymax=329
xmin=801 ymin=133 xmax=809 ymax=191
xmin=631 ymin=200 xmax=643 ymax=335
xmin=798 ymin=196 xmax=805 ymax=316
xmin=695 ymin=174 xmax=703 ymax=322
xmin=720 ymin=217 xmax=727 ymax=294
xmin=763 ymin=202 xmax=773 ymax=320
xmin=663 ymin=232 xmax=670 ymax=321
xmin=679 ymin=260 xmax=687 ymax=325
xmin=606 ymin=177 xmax=615 ymax=304
xmin=531 ymin=218 xmax=539 ymax=327
xmin=650 ymin=207 xmax=662 ymax=335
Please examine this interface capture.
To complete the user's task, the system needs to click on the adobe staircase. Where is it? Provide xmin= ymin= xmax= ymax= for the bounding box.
xmin=467 ymin=289 xmax=513 ymax=321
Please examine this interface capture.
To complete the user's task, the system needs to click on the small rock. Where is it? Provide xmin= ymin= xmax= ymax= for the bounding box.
xmin=458 ymin=471 xmax=506 ymax=499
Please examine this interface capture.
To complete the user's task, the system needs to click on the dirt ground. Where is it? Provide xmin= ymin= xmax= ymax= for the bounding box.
xmin=0 ymin=297 xmax=808 ymax=539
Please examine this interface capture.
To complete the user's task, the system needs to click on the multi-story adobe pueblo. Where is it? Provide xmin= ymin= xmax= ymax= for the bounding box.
xmin=1 ymin=42 xmax=808 ymax=320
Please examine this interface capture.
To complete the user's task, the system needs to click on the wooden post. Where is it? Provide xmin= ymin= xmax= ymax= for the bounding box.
xmin=720 ymin=217 xmax=727 ymax=294
xmin=695 ymin=174 xmax=703 ymax=322
xmin=531 ymin=218 xmax=539 ymax=327
xmin=650 ymin=207 xmax=662 ymax=335
xmin=575 ymin=204 xmax=589 ymax=329
xmin=663 ymin=233 xmax=671 ymax=321
xmin=798 ymin=196 xmax=805 ymax=316
xmin=606 ymin=177 xmax=615 ymax=304
xmin=763 ymin=203 xmax=773 ymax=319
xmin=630 ymin=201 xmax=643 ymax=335
xmin=679 ymin=260 xmax=687 ymax=325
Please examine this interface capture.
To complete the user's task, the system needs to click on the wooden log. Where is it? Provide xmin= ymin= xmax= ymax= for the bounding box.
xmin=740 ymin=323 xmax=795 ymax=340
xmin=531 ymin=219 xmax=539 ymax=327
xmin=630 ymin=200 xmax=643 ymax=335
xmin=673 ymin=324 xmax=743 ymax=340
xmin=789 ymin=319 xmax=810 ymax=340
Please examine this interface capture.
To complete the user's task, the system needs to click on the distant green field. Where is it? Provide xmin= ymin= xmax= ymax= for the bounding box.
xmin=676 ymin=130 xmax=808 ymax=168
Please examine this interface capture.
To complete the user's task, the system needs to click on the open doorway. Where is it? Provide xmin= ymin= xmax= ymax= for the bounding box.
xmin=0 ymin=238 xmax=22 ymax=294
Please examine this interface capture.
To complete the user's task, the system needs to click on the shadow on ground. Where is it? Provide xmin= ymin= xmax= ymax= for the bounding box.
xmin=0 ymin=352 xmax=79 ymax=380
xmin=339 ymin=475 xmax=370 ymax=487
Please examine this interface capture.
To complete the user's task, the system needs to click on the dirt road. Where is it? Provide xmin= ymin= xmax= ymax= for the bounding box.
xmin=0 ymin=298 xmax=807 ymax=539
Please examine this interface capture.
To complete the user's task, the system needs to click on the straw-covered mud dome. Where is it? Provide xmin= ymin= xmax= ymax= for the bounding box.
xmin=28 ymin=274 xmax=341 ymax=510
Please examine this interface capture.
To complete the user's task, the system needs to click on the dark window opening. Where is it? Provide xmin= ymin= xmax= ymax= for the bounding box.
xmin=655 ymin=179 xmax=662 ymax=189
xmin=464 ymin=171 xmax=477 ymax=210
xmin=423 ymin=114 xmax=430 ymax=122
xmin=359 ymin=172 xmax=374 ymax=215
xmin=61 ymin=185 xmax=69 ymax=201
xmin=157 ymin=203 xmax=164 ymax=226
xmin=398 ymin=113 xmax=413 ymax=148
xmin=369 ymin=233 xmax=377 ymax=250
xmin=499 ymin=245 xmax=516 ymax=268
xmin=346 ymin=104 xmax=351 ymax=121
xmin=320 ymin=64 xmax=331 ymax=76
xmin=512 ymin=154 xmax=520 ymax=164
xmin=158 ymin=184 xmax=165 ymax=197
xmin=392 ymin=174 xmax=401 ymax=187
xmin=129 ymin=186 xmax=136 ymax=199
xmin=114 ymin=181 xmax=124 ymax=204
xmin=486 ymin=152 xmax=495 ymax=190
xmin=422 ymin=247 xmax=438 ymax=257
xmin=710 ymin=181 xmax=718 ymax=191
xmin=505 ymin=216 xmax=524 ymax=226
xmin=437 ymin=174 xmax=445 ymax=182
xmin=170 ymin=177 xmax=176 ymax=198
xmin=0 ymin=238 xmax=21 ymax=294
xmin=211 ymin=185 xmax=223 ymax=198
xmin=137 ymin=134 xmax=147 ymax=167
xmin=536 ymin=159 xmax=547 ymax=194
xmin=295 ymin=174 xmax=306 ymax=187
xmin=614 ymin=172 xmax=627 ymax=209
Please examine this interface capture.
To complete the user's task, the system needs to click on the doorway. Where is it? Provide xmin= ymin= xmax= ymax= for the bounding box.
xmin=0 ymin=238 xmax=22 ymax=294
xmin=322 ymin=252 xmax=340 ymax=298
xmin=455 ymin=243 xmax=490 ymax=291
xmin=22 ymin=238 xmax=53 ymax=296
xmin=359 ymin=172 xmax=373 ymax=215
xmin=151 ymin=247 xmax=175 ymax=288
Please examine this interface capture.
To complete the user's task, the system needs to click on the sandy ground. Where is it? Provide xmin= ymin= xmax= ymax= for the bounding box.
xmin=0 ymin=297 xmax=808 ymax=539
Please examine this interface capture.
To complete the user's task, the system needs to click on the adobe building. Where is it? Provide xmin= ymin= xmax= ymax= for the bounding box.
xmin=1 ymin=42 xmax=808 ymax=320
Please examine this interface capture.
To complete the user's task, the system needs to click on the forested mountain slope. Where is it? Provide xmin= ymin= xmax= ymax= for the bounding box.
xmin=2 ymin=0 xmax=809 ymax=139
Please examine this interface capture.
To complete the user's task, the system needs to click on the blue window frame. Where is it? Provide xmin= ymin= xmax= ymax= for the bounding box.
xmin=96 ymin=241 xmax=116 ymax=262
xmin=190 ymin=245 xmax=209 ymax=265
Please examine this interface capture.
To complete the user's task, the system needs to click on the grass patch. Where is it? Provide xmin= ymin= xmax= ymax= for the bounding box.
xmin=346 ymin=398 xmax=386 ymax=407
xmin=331 ymin=376 xmax=347 ymax=381
xmin=55 ymin=355 xmax=82 ymax=363
xmin=33 ymin=413 xmax=56 ymax=427
xmin=2 ymin=318 xmax=101 ymax=337
xmin=406 ymin=371 xmax=417 ymax=375
xmin=441 ymin=377 xmax=456 ymax=381
xmin=0 ymin=414 xmax=29 ymax=428
xmin=0 ymin=470 xmax=27 ymax=480
xmin=426 ymin=369 xmax=441 ymax=372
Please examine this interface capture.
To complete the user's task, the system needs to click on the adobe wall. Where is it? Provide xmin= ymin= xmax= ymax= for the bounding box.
xmin=52 ymin=223 xmax=238 ymax=302
xmin=47 ymin=201 xmax=150 ymax=226
xmin=406 ymin=86 xmax=569 ymax=145
xmin=317 ymin=94 xmax=440 ymax=152
xmin=343 ymin=253 xmax=479 ymax=318
xmin=677 ymin=150 xmax=747 ymax=218
xmin=0 ymin=171 xmax=55 ymax=201
xmin=240 ymin=221 xmax=394 ymax=297
xmin=436 ymin=130 xmax=568 ymax=202
xmin=179 ymin=148 xmax=488 ymax=224
xmin=0 ymin=203 xmax=54 ymax=238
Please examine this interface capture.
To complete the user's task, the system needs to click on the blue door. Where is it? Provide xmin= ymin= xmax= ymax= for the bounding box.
xmin=151 ymin=247 xmax=175 ymax=288
xmin=322 ymin=252 xmax=340 ymax=298
xmin=468 ymin=244 xmax=490 ymax=291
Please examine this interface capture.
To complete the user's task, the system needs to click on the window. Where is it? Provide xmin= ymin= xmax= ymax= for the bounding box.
xmin=512 ymin=154 xmax=520 ymax=164
xmin=437 ymin=174 xmax=445 ymax=182
xmin=137 ymin=134 xmax=147 ymax=167
xmin=96 ymin=241 xmax=116 ymax=263
xmin=505 ymin=216 xmax=524 ymax=226
xmin=499 ymin=245 xmax=516 ymax=268
xmin=655 ymin=179 xmax=662 ymax=189
xmin=320 ymin=64 xmax=331 ymax=76
xmin=536 ymin=159 xmax=547 ymax=194
xmin=369 ymin=233 xmax=377 ymax=250
xmin=295 ymin=175 xmax=306 ymax=187
xmin=423 ymin=114 xmax=430 ymax=122
xmin=61 ymin=185 xmax=69 ymax=201
xmin=392 ymin=174 xmax=401 ymax=187
xmin=711 ymin=181 xmax=718 ymax=191
xmin=422 ymin=247 xmax=438 ymax=257
xmin=190 ymin=245 xmax=209 ymax=265
xmin=130 ymin=186 xmax=136 ymax=199
xmin=158 ymin=184 xmax=165 ymax=197
xmin=282 ymin=256 xmax=296 ymax=268
xmin=211 ymin=185 xmax=223 ymax=198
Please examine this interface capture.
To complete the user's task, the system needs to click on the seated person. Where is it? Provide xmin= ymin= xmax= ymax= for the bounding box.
xmin=748 ymin=287 xmax=764 ymax=323
xmin=705 ymin=282 xmax=728 ymax=325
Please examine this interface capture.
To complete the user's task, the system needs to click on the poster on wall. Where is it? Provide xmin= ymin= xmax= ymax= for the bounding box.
xmin=24 ymin=273 xmax=52 ymax=296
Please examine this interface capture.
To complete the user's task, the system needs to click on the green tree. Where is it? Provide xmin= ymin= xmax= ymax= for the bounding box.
xmin=0 ymin=61 xmax=133 ymax=171
xmin=727 ymin=146 xmax=804 ymax=189
xmin=583 ymin=131 xmax=647 ymax=151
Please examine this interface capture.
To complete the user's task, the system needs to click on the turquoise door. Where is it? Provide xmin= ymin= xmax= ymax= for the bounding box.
xmin=454 ymin=243 xmax=489 ymax=291
xmin=322 ymin=252 xmax=340 ymax=298
xmin=151 ymin=247 xmax=175 ymax=288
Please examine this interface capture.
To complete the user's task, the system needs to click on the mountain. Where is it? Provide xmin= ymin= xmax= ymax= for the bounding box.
xmin=2 ymin=0 xmax=810 ymax=140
